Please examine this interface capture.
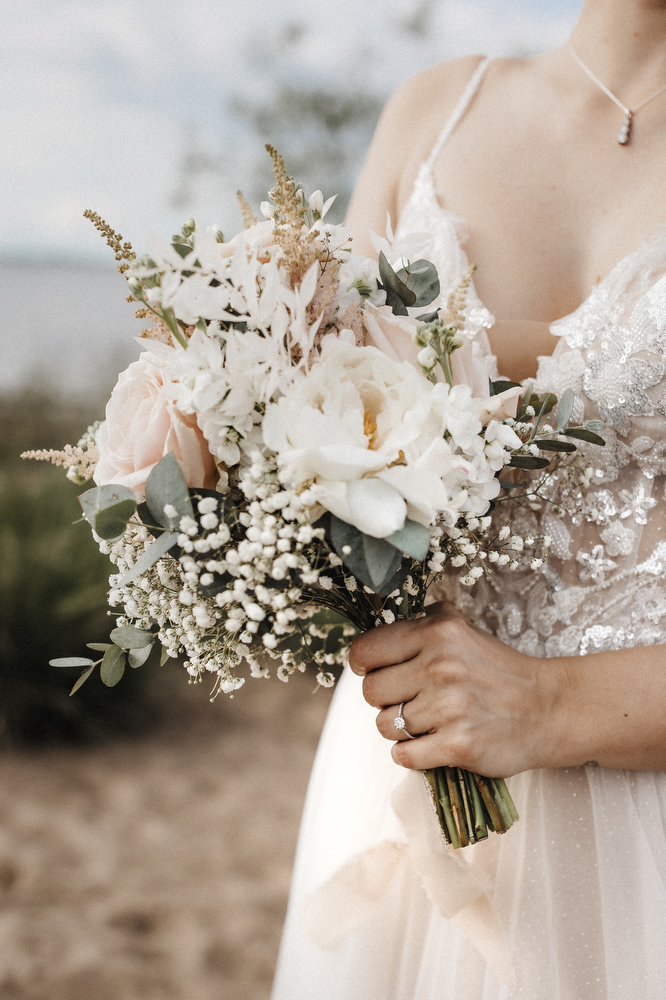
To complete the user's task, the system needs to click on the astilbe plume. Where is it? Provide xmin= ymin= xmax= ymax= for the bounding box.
xmin=237 ymin=190 xmax=258 ymax=229
xmin=20 ymin=443 xmax=98 ymax=480
xmin=443 ymin=264 xmax=476 ymax=328
xmin=266 ymin=144 xmax=321 ymax=288
xmin=83 ymin=210 xmax=135 ymax=275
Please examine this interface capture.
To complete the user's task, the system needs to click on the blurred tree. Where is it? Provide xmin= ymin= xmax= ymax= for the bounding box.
xmin=231 ymin=84 xmax=384 ymax=222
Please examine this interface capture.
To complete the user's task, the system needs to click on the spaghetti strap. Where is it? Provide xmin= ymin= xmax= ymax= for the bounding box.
xmin=426 ymin=56 xmax=493 ymax=168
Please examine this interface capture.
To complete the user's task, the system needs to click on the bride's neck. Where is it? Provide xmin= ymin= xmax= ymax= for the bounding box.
xmin=570 ymin=1 xmax=666 ymax=93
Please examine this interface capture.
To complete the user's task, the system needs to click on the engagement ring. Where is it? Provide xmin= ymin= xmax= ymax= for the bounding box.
xmin=394 ymin=702 xmax=417 ymax=739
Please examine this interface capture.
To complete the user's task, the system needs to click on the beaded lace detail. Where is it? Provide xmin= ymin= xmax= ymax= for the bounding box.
xmin=397 ymin=162 xmax=666 ymax=659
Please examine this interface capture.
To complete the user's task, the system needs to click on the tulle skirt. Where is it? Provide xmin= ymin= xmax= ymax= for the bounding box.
xmin=271 ymin=667 xmax=666 ymax=1000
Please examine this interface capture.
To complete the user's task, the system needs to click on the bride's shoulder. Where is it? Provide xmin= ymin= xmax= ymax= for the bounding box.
xmin=375 ymin=57 xmax=490 ymax=216
xmin=345 ymin=55 xmax=526 ymax=252
xmin=387 ymin=55 xmax=488 ymax=146
xmin=346 ymin=56 xmax=490 ymax=247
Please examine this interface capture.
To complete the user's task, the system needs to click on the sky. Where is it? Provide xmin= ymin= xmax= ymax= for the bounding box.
xmin=1 ymin=0 xmax=580 ymax=264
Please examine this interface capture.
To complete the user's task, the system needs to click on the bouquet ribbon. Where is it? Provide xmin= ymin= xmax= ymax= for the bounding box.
xmin=304 ymin=768 xmax=516 ymax=988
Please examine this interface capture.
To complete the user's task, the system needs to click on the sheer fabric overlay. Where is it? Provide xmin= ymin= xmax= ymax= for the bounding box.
xmin=271 ymin=59 xmax=666 ymax=1000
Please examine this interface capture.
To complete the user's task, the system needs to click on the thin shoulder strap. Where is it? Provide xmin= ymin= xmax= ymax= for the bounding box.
xmin=426 ymin=56 xmax=493 ymax=168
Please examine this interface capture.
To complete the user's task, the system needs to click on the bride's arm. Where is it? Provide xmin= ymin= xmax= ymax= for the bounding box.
xmin=344 ymin=56 xmax=487 ymax=256
xmin=349 ymin=601 xmax=666 ymax=775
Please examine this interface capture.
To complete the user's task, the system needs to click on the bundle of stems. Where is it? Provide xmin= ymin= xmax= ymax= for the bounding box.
xmin=424 ymin=767 xmax=518 ymax=848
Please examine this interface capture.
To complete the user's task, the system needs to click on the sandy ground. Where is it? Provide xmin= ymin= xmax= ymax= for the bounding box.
xmin=0 ymin=674 xmax=333 ymax=1000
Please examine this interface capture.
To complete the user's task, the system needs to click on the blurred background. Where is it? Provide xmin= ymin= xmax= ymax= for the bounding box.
xmin=1 ymin=1 xmax=578 ymax=997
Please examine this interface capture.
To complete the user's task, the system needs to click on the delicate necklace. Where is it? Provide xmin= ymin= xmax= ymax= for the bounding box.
xmin=568 ymin=41 xmax=666 ymax=145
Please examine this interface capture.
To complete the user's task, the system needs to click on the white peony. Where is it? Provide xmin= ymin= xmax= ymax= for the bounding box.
xmin=262 ymin=337 xmax=500 ymax=539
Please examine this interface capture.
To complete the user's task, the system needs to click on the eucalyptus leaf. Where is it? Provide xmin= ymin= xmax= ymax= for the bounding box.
xmin=129 ymin=645 xmax=153 ymax=668
xmin=100 ymin=645 xmax=126 ymax=687
xmin=110 ymin=625 xmax=155 ymax=649
xmin=70 ymin=664 xmax=96 ymax=696
xmin=115 ymin=529 xmax=179 ymax=588
xmin=385 ymin=519 xmax=431 ymax=561
xmin=585 ymin=419 xmax=606 ymax=431
xmin=536 ymin=439 xmax=577 ymax=453
xmin=172 ymin=242 xmax=193 ymax=258
xmin=490 ymin=379 xmax=521 ymax=397
xmin=499 ymin=480 xmax=524 ymax=491
xmin=86 ymin=643 xmax=112 ymax=652
xmin=79 ymin=485 xmax=137 ymax=540
xmin=556 ymin=388 xmax=575 ymax=431
xmin=145 ymin=453 xmax=194 ymax=529
xmin=160 ymin=645 xmax=170 ymax=667
xmin=376 ymin=561 xmax=412 ymax=598
xmin=396 ymin=259 xmax=440 ymax=307
xmin=378 ymin=251 xmax=416 ymax=315
xmin=416 ymin=310 xmax=439 ymax=323
xmin=363 ymin=535 xmax=403 ymax=589
xmin=50 ymin=656 xmax=96 ymax=668
xmin=509 ymin=455 xmax=551 ymax=470
xmin=329 ymin=515 xmax=402 ymax=593
xmin=563 ymin=428 xmax=606 ymax=446
xmin=531 ymin=393 xmax=557 ymax=437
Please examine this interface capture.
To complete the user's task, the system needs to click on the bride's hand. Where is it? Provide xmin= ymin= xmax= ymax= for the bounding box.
xmin=348 ymin=600 xmax=564 ymax=776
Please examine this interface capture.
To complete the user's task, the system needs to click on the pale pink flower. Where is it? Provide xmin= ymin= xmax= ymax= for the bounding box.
xmin=362 ymin=303 xmax=422 ymax=366
xmin=94 ymin=349 xmax=217 ymax=497
xmin=452 ymin=339 xmax=521 ymax=424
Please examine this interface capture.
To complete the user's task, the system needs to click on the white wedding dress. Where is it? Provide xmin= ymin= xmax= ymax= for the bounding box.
xmin=271 ymin=58 xmax=666 ymax=999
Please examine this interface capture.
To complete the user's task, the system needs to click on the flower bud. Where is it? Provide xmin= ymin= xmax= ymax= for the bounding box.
xmin=417 ymin=346 xmax=437 ymax=370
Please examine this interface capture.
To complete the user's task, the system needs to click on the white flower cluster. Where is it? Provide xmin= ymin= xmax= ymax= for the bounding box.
xmin=263 ymin=337 xmax=521 ymax=541
xmin=128 ymin=207 xmax=376 ymax=471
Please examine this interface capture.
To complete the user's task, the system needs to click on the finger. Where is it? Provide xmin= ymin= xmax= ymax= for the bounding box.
xmin=349 ymin=619 xmax=424 ymax=676
xmin=362 ymin=660 xmax=421 ymax=708
xmin=376 ymin=700 xmax=426 ymax=742
xmin=391 ymin=733 xmax=453 ymax=771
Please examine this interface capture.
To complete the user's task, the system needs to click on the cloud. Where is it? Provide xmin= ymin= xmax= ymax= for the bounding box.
xmin=0 ymin=0 xmax=577 ymax=260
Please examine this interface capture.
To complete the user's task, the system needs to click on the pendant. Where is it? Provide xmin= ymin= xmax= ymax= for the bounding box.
xmin=618 ymin=110 xmax=633 ymax=145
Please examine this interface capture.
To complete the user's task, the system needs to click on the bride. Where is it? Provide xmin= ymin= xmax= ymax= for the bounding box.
xmin=272 ymin=1 xmax=666 ymax=996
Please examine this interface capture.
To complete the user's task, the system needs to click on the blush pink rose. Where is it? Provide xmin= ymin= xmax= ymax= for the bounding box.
xmin=93 ymin=349 xmax=217 ymax=497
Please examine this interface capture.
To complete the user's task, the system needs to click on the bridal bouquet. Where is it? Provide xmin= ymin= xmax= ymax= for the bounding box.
xmin=25 ymin=148 xmax=604 ymax=848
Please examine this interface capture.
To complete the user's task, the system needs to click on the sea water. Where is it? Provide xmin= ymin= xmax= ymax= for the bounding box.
xmin=0 ymin=263 xmax=144 ymax=403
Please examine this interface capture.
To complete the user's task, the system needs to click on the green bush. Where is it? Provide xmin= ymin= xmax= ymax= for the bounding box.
xmin=0 ymin=392 xmax=164 ymax=746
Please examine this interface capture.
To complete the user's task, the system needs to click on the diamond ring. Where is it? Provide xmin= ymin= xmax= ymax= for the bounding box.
xmin=394 ymin=701 xmax=417 ymax=739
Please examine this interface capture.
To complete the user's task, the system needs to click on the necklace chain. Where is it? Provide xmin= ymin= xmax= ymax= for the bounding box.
xmin=568 ymin=41 xmax=666 ymax=145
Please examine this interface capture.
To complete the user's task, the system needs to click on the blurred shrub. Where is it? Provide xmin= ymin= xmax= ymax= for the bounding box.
xmin=0 ymin=392 xmax=165 ymax=746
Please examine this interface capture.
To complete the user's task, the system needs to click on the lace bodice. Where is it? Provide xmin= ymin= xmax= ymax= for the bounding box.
xmin=397 ymin=161 xmax=666 ymax=660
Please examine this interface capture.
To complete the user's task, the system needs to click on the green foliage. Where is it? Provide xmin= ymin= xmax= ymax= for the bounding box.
xmin=0 ymin=392 xmax=164 ymax=746
xmin=378 ymin=252 xmax=440 ymax=316
xmin=144 ymin=452 xmax=194 ymax=528
xmin=79 ymin=484 xmax=137 ymax=540
xmin=327 ymin=514 xmax=428 ymax=596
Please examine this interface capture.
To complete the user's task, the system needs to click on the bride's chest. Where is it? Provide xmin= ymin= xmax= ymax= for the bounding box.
xmin=430 ymin=134 xmax=666 ymax=334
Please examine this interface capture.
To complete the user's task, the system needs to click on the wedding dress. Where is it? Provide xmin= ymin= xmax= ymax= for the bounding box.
xmin=271 ymin=57 xmax=666 ymax=999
